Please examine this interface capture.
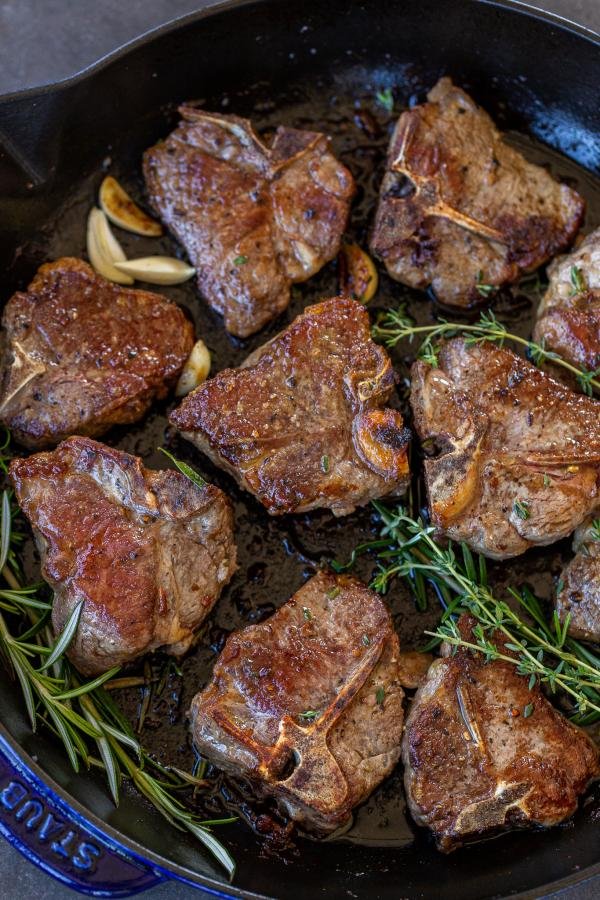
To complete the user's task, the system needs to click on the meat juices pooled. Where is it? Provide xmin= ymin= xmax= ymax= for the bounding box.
xmin=557 ymin=517 xmax=600 ymax=643
xmin=9 ymin=437 xmax=236 ymax=676
xmin=534 ymin=227 xmax=600 ymax=371
xmin=410 ymin=337 xmax=600 ymax=559
xmin=170 ymin=296 xmax=410 ymax=516
xmin=0 ymin=258 xmax=194 ymax=449
xmin=190 ymin=571 xmax=405 ymax=832
xmin=403 ymin=616 xmax=599 ymax=852
xmin=143 ymin=109 xmax=354 ymax=337
xmin=370 ymin=78 xmax=584 ymax=307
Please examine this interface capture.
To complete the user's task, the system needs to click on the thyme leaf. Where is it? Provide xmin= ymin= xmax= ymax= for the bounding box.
xmin=475 ymin=270 xmax=495 ymax=298
xmin=372 ymin=306 xmax=600 ymax=395
xmin=375 ymin=87 xmax=394 ymax=112
xmin=338 ymin=502 xmax=600 ymax=724
xmin=570 ymin=265 xmax=587 ymax=296
xmin=513 ymin=500 xmax=530 ymax=521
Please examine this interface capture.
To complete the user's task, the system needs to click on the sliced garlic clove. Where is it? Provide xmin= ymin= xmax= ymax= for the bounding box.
xmin=352 ymin=408 xmax=410 ymax=480
xmin=176 ymin=339 xmax=211 ymax=396
xmin=99 ymin=176 xmax=163 ymax=236
xmin=338 ymin=243 xmax=378 ymax=303
xmin=114 ymin=256 xmax=196 ymax=285
xmin=87 ymin=208 xmax=134 ymax=285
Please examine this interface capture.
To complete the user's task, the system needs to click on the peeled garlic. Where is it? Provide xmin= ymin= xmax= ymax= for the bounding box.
xmin=338 ymin=243 xmax=378 ymax=303
xmin=114 ymin=257 xmax=196 ymax=285
xmin=99 ymin=176 xmax=162 ymax=236
xmin=87 ymin=208 xmax=134 ymax=285
xmin=176 ymin=339 xmax=211 ymax=396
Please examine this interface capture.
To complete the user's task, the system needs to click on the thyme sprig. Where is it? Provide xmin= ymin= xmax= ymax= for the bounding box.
xmin=0 ymin=483 xmax=235 ymax=877
xmin=335 ymin=503 xmax=600 ymax=724
xmin=372 ymin=307 xmax=600 ymax=396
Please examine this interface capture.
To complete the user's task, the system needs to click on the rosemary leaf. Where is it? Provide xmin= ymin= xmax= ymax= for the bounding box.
xmin=40 ymin=600 xmax=84 ymax=671
xmin=342 ymin=503 xmax=600 ymax=722
xmin=0 ymin=481 xmax=235 ymax=874
xmin=158 ymin=447 xmax=207 ymax=489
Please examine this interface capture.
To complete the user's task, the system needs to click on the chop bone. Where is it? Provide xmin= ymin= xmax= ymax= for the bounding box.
xmin=211 ymin=629 xmax=387 ymax=816
xmin=390 ymin=118 xmax=506 ymax=246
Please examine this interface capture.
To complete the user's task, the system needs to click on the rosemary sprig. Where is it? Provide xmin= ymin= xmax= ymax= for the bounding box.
xmin=336 ymin=502 xmax=600 ymax=723
xmin=0 ymin=482 xmax=235 ymax=877
xmin=373 ymin=307 xmax=600 ymax=396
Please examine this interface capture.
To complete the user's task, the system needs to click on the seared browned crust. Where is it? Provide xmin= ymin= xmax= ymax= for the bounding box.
xmin=170 ymin=296 xmax=410 ymax=516
xmin=190 ymin=570 xmax=404 ymax=832
xmin=9 ymin=437 xmax=236 ymax=676
xmin=402 ymin=616 xmax=599 ymax=852
xmin=0 ymin=258 xmax=194 ymax=449
xmin=143 ymin=109 xmax=355 ymax=337
xmin=370 ymin=78 xmax=584 ymax=307
xmin=557 ymin=517 xmax=600 ymax=643
xmin=410 ymin=337 xmax=600 ymax=558
xmin=534 ymin=227 xmax=600 ymax=371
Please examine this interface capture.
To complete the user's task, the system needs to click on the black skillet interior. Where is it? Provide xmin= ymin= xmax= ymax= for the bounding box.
xmin=0 ymin=1 xmax=599 ymax=897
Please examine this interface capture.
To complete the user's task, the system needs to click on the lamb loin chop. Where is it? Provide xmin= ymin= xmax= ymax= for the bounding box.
xmin=170 ymin=296 xmax=410 ymax=516
xmin=410 ymin=337 xmax=600 ymax=558
xmin=190 ymin=570 xmax=405 ymax=832
xmin=143 ymin=108 xmax=354 ymax=337
xmin=403 ymin=616 xmax=599 ymax=852
xmin=370 ymin=78 xmax=584 ymax=308
xmin=0 ymin=258 xmax=194 ymax=449
xmin=9 ymin=437 xmax=236 ymax=676
xmin=556 ymin=517 xmax=600 ymax=643
xmin=534 ymin=227 xmax=600 ymax=372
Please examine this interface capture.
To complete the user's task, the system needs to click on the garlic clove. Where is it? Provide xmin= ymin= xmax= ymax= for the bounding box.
xmin=176 ymin=339 xmax=211 ymax=396
xmin=87 ymin=208 xmax=134 ymax=285
xmin=352 ymin=408 xmax=410 ymax=480
xmin=114 ymin=256 xmax=196 ymax=285
xmin=338 ymin=243 xmax=378 ymax=303
xmin=99 ymin=176 xmax=162 ymax=236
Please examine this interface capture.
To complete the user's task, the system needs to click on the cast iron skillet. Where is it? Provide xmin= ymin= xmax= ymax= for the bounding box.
xmin=0 ymin=1 xmax=599 ymax=897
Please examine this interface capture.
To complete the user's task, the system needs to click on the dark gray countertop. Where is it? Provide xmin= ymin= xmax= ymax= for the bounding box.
xmin=0 ymin=1 xmax=598 ymax=897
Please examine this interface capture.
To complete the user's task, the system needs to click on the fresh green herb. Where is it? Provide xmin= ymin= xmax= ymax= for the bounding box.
xmin=591 ymin=519 xmax=600 ymax=542
xmin=375 ymin=87 xmax=394 ymax=113
xmin=543 ymin=474 xmax=551 ymax=488
xmin=375 ymin=686 xmax=385 ymax=706
xmin=0 ymin=476 xmax=234 ymax=876
xmin=321 ymin=455 xmax=330 ymax=473
xmin=299 ymin=710 xmax=320 ymax=721
xmin=303 ymin=606 xmax=313 ymax=620
xmin=233 ymin=255 xmax=248 ymax=266
xmin=570 ymin=265 xmax=587 ymax=296
xmin=336 ymin=503 xmax=600 ymax=724
xmin=475 ymin=270 xmax=495 ymax=298
xmin=523 ymin=703 xmax=535 ymax=718
xmin=158 ymin=447 xmax=206 ymax=489
xmin=372 ymin=306 xmax=600 ymax=396
xmin=326 ymin=586 xmax=340 ymax=600
xmin=513 ymin=500 xmax=530 ymax=521
xmin=362 ymin=634 xmax=371 ymax=647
